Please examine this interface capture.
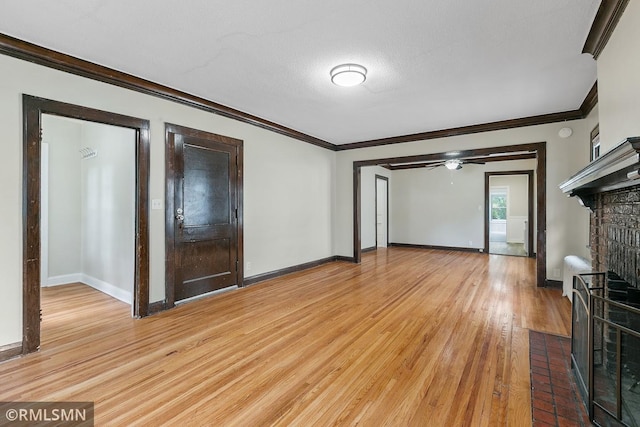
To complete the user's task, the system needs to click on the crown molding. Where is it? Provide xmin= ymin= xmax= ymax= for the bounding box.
xmin=1 ymin=32 xmax=599 ymax=152
xmin=0 ymin=33 xmax=334 ymax=151
xmin=336 ymin=110 xmax=583 ymax=151
xmin=579 ymin=82 xmax=598 ymax=117
xmin=582 ymin=0 xmax=630 ymax=59
xmin=337 ymin=80 xmax=597 ymax=151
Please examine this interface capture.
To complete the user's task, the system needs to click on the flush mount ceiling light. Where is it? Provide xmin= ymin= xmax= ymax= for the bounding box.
xmin=444 ymin=159 xmax=462 ymax=170
xmin=330 ymin=63 xmax=367 ymax=87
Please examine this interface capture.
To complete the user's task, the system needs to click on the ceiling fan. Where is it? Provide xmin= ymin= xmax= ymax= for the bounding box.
xmin=382 ymin=157 xmax=489 ymax=170
xmin=425 ymin=158 xmax=486 ymax=170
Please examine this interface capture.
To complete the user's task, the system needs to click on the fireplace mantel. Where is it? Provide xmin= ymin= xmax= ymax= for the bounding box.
xmin=560 ymin=137 xmax=640 ymax=210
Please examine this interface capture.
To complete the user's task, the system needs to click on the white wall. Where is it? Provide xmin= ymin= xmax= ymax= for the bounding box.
xmin=392 ymin=165 xmax=484 ymax=249
xmin=42 ymin=115 xmax=82 ymax=279
xmin=490 ymin=174 xmax=528 ymax=243
xmin=391 ymin=160 xmax=534 ymax=249
xmin=597 ymin=0 xmax=640 ymax=153
xmin=0 ymin=53 xmax=335 ymax=347
xmin=80 ymin=122 xmax=136 ymax=302
xmin=361 ymin=166 xmax=391 ymax=249
xmin=335 ymin=121 xmax=592 ymax=281
xmin=41 ymin=116 xmax=135 ymax=303
xmin=243 ymin=135 xmax=334 ymax=275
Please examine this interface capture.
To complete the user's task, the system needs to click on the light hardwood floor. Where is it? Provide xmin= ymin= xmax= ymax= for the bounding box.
xmin=0 ymin=248 xmax=571 ymax=426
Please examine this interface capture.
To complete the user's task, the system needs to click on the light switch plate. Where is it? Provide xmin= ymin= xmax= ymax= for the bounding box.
xmin=152 ymin=199 xmax=163 ymax=210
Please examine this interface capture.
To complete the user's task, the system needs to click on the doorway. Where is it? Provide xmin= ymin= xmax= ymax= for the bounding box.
xmin=40 ymin=114 xmax=136 ymax=303
xmin=165 ymin=124 xmax=243 ymax=307
xmin=375 ymin=175 xmax=389 ymax=248
xmin=484 ymin=171 xmax=534 ymax=257
xmin=353 ymin=142 xmax=547 ymax=287
xmin=22 ymin=95 xmax=150 ymax=354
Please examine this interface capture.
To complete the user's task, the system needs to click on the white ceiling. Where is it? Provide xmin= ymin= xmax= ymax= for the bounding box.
xmin=0 ymin=0 xmax=600 ymax=145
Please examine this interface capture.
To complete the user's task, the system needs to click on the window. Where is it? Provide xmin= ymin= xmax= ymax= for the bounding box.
xmin=590 ymin=124 xmax=600 ymax=161
xmin=491 ymin=193 xmax=507 ymax=220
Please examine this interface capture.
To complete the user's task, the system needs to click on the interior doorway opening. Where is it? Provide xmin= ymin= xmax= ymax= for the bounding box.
xmin=40 ymin=114 xmax=136 ymax=309
xmin=484 ymin=171 xmax=534 ymax=258
xmin=353 ymin=143 xmax=547 ymax=287
xmin=22 ymin=95 xmax=150 ymax=355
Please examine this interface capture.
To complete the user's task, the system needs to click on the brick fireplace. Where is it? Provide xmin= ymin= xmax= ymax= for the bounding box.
xmin=589 ymin=185 xmax=640 ymax=283
xmin=560 ymin=137 xmax=640 ymax=283
xmin=561 ymin=137 xmax=640 ymax=426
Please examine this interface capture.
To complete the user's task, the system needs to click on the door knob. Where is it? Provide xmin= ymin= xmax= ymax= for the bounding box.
xmin=176 ymin=214 xmax=184 ymax=221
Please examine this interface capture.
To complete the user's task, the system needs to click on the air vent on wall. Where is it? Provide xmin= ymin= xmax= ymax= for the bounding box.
xmin=79 ymin=147 xmax=97 ymax=159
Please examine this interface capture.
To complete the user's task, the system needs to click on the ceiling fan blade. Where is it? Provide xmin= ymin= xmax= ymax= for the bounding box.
xmin=424 ymin=163 xmax=445 ymax=170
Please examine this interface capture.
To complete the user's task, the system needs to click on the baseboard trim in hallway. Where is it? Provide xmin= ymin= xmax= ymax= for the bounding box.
xmin=0 ymin=342 xmax=22 ymax=363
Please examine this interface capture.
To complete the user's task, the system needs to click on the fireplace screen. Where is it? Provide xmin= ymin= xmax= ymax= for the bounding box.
xmin=571 ymin=273 xmax=603 ymax=408
xmin=572 ymin=272 xmax=640 ymax=426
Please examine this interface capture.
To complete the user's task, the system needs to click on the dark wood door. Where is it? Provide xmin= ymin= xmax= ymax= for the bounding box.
xmin=166 ymin=125 xmax=243 ymax=303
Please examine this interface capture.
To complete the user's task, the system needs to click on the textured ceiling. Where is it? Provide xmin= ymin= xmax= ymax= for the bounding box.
xmin=0 ymin=0 xmax=600 ymax=144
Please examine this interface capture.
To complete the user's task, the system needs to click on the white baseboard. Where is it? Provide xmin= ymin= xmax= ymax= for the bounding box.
xmin=44 ymin=272 xmax=132 ymax=305
xmin=45 ymin=273 xmax=83 ymax=287
xmin=82 ymin=274 xmax=132 ymax=305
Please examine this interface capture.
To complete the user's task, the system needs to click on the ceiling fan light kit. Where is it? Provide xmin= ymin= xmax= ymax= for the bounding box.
xmin=444 ymin=159 xmax=462 ymax=170
xmin=330 ymin=64 xmax=367 ymax=87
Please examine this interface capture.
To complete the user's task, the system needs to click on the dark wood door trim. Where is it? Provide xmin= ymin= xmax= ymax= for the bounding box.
xmin=164 ymin=123 xmax=244 ymax=308
xmin=374 ymin=175 xmax=389 ymax=248
xmin=22 ymin=95 xmax=150 ymax=354
xmin=536 ymin=144 xmax=547 ymax=286
xmin=353 ymin=166 xmax=361 ymax=263
xmin=484 ymin=170 xmax=535 ymax=257
xmin=353 ymin=142 xmax=547 ymax=287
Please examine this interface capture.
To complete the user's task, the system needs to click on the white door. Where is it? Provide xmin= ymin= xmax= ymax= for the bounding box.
xmin=40 ymin=142 xmax=49 ymax=286
xmin=376 ymin=177 xmax=388 ymax=247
